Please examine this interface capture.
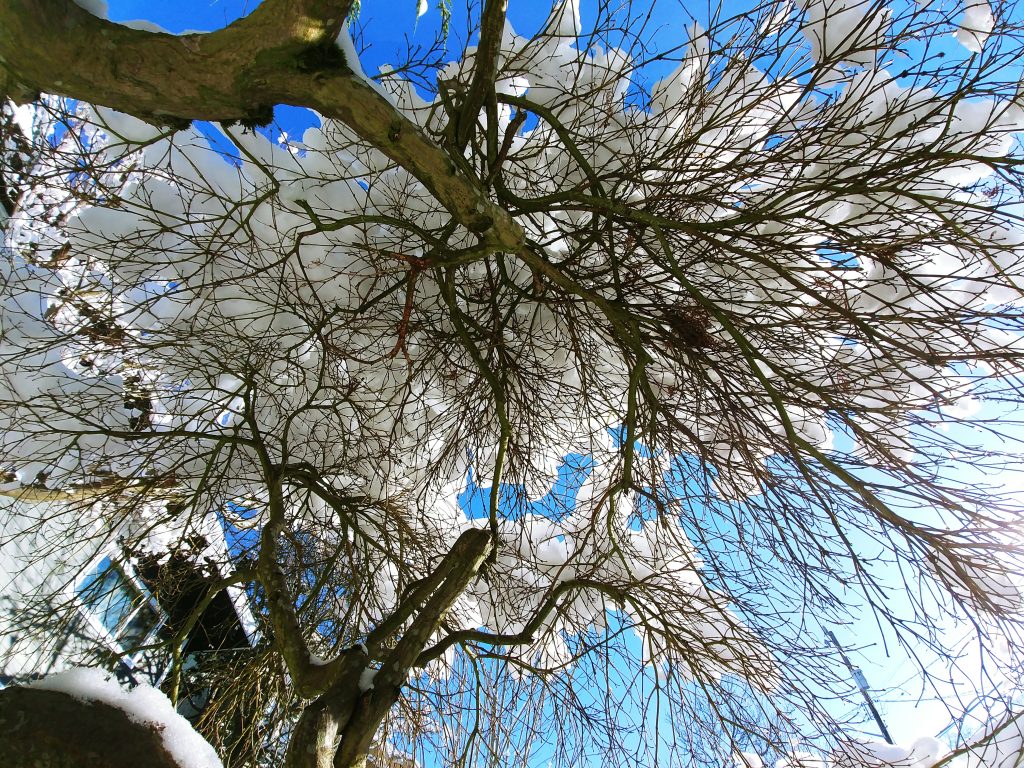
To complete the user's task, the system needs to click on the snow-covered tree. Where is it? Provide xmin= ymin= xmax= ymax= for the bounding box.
xmin=1 ymin=0 xmax=1024 ymax=767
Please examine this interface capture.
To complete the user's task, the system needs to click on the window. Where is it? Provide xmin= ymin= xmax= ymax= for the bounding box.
xmin=75 ymin=556 xmax=165 ymax=658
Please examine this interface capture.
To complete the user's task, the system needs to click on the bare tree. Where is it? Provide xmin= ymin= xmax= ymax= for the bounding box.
xmin=2 ymin=0 xmax=1024 ymax=767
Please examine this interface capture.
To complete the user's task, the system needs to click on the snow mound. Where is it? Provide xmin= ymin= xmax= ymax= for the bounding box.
xmin=769 ymin=723 xmax=1024 ymax=768
xmin=29 ymin=668 xmax=223 ymax=768
xmin=831 ymin=737 xmax=947 ymax=768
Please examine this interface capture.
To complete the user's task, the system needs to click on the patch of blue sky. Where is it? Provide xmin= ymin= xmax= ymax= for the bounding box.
xmin=42 ymin=101 xmax=76 ymax=149
xmin=403 ymin=610 xmax=659 ymax=767
xmin=218 ymin=499 xmax=262 ymax=558
xmin=217 ymin=501 xmax=266 ymax=610
xmin=420 ymin=614 xmax=792 ymax=768
xmin=778 ymin=418 xmax=1024 ymax=741
xmin=192 ymin=122 xmax=243 ymax=168
xmin=460 ymin=452 xmax=594 ymax=522
xmin=104 ymin=0 xmax=251 ymax=32
xmin=650 ymin=422 xmax=1011 ymax=747
xmin=455 ymin=411 xmax=971 ymax=748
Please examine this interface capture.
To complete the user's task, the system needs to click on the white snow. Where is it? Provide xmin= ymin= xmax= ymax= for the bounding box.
xmin=29 ymin=668 xmax=223 ymax=768
xmin=926 ymin=548 xmax=1024 ymax=614
xmin=93 ymin=106 xmax=165 ymax=144
xmin=963 ymin=713 xmax=1024 ymax=768
xmin=358 ymin=666 xmax=378 ymax=692
xmin=11 ymin=103 xmax=37 ymax=139
xmin=956 ymin=2 xmax=995 ymax=53
xmin=831 ymin=737 xmax=948 ymax=768
xmin=72 ymin=0 xmax=109 ymax=18
xmin=766 ymin=723 xmax=1024 ymax=768
xmin=798 ymin=0 xmax=890 ymax=66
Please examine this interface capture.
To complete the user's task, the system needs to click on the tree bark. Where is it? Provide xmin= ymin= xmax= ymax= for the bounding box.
xmin=332 ymin=528 xmax=492 ymax=768
xmin=285 ymin=689 xmax=356 ymax=768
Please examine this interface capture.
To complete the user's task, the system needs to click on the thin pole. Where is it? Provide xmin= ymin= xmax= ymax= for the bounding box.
xmin=826 ymin=630 xmax=894 ymax=744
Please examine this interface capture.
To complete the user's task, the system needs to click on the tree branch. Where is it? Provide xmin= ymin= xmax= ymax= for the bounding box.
xmin=255 ymin=496 xmax=375 ymax=699
xmin=452 ymin=0 xmax=507 ymax=152
xmin=0 ymin=0 xmax=524 ymax=250
xmin=414 ymin=578 xmax=627 ymax=667
xmin=362 ymin=527 xmax=490 ymax=658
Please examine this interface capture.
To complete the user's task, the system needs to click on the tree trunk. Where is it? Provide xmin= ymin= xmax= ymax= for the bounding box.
xmin=285 ymin=688 xmax=357 ymax=768
xmin=285 ymin=529 xmax=494 ymax=768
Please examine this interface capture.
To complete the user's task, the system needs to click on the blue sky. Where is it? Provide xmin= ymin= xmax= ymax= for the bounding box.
xmin=103 ymin=0 xmax=718 ymax=142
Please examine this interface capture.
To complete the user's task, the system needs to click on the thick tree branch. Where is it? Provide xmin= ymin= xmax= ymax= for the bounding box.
xmin=362 ymin=527 xmax=490 ymax=658
xmin=452 ymin=0 xmax=507 ymax=152
xmin=262 ymin=520 xmax=491 ymax=766
xmin=332 ymin=527 xmax=492 ymax=768
xmin=285 ymin=687 xmax=359 ymax=768
xmin=376 ymin=528 xmax=492 ymax=687
xmin=0 ymin=0 xmax=349 ymax=120
xmin=254 ymin=463 xmax=367 ymax=699
xmin=0 ymin=0 xmax=524 ymax=250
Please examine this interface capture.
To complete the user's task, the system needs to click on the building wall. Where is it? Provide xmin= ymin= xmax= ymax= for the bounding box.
xmin=0 ymin=495 xmax=202 ymax=686
xmin=1 ymin=497 xmax=125 ymax=681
